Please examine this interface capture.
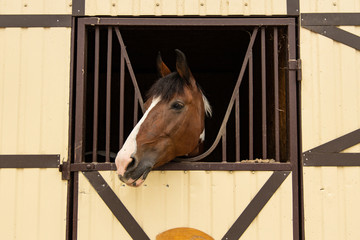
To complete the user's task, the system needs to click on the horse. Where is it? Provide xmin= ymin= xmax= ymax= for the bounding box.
xmin=115 ymin=49 xmax=212 ymax=187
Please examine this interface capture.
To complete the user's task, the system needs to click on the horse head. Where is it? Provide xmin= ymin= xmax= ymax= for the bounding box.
xmin=115 ymin=49 xmax=211 ymax=187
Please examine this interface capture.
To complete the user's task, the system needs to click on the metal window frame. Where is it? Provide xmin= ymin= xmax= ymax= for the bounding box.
xmin=67 ymin=17 xmax=302 ymax=240
xmin=71 ymin=17 xmax=299 ymax=172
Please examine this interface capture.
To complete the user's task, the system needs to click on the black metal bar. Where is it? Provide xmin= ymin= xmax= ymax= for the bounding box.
xmin=303 ymin=25 xmax=360 ymax=51
xmin=249 ymin=50 xmax=254 ymax=160
xmin=82 ymin=17 xmax=295 ymax=27
xmin=105 ymin=27 xmax=112 ymax=163
xmin=235 ymin=93 xmax=240 ymax=163
xmin=0 ymin=155 xmax=60 ymax=168
xmin=303 ymin=153 xmax=360 ymax=166
xmin=222 ymin=171 xmax=291 ymax=240
xmin=119 ymin=49 xmax=125 ymax=149
xmin=72 ymin=0 xmax=85 ymax=16
xmin=301 ymin=13 xmax=360 ymax=26
xmin=134 ymin=92 xmax=139 ymax=127
xmin=287 ymin=21 xmax=301 ymax=240
xmin=222 ymin=129 xmax=227 ymax=162
xmin=0 ymin=15 xmax=72 ymax=27
xmin=261 ymin=27 xmax=267 ymax=159
xmin=72 ymin=172 xmax=79 ymax=240
xmin=180 ymin=28 xmax=259 ymax=162
xmin=114 ymin=28 xmax=145 ymax=112
xmin=273 ymin=27 xmax=280 ymax=162
xmin=92 ymin=26 xmax=100 ymax=163
xmin=287 ymin=0 xmax=300 ymax=15
xmin=67 ymin=162 xmax=293 ymax=172
xmin=74 ymin=19 xmax=87 ymax=163
xmin=82 ymin=171 xmax=150 ymax=240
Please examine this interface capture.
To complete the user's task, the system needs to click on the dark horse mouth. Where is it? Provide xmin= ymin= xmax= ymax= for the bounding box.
xmin=118 ymin=167 xmax=152 ymax=187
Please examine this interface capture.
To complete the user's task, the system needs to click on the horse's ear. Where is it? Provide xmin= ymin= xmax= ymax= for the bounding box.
xmin=157 ymin=52 xmax=171 ymax=77
xmin=175 ymin=49 xmax=194 ymax=84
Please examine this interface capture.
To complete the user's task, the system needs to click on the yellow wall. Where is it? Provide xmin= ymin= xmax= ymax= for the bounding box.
xmin=300 ymin=1 xmax=360 ymax=238
xmin=78 ymin=171 xmax=293 ymax=240
xmin=0 ymin=0 xmax=72 ymax=14
xmin=85 ymin=0 xmax=286 ymax=16
xmin=301 ymin=0 xmax=360 ymax=13
xmin=0 ymin=27 xmax=71 ymax=240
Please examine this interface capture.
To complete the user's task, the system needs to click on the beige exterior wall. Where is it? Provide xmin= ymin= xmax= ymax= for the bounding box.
xmin=301 ymin=0 xmax=360 ymax=13
xmin=300 ymin=1 xmax=360 ymax=238
xmin=0 ymin=27 xmax=71 ymax=239
xmin=0 ymin=0 xmax=72 ymax=14
xmin=85 ymin=0 xmax=286 ymax=16
xmin=78 ymin=171 xmax=293 ymax=240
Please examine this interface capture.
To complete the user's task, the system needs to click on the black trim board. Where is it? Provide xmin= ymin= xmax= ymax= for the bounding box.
xmin=72 ymin=0 xmax=85 ymax=16
xmin=301 ymin=13 xmax=360 ymax=26
xmin=82 ymin=171 xmax=150 ymax=240
xmin=222 ymin=171 xmax=291 ymax=239
xmin=287 ymin=0 xmax=299 ymax=16
xmin=302 ymin=25 xmax=360 ymax=51
xmin=303 ymin=129 xmax=360 ymax=166
xmin=0 ymin=154 xmax=60 ymax=168
xmin=0 ymin=15 xmax=72 ymax=27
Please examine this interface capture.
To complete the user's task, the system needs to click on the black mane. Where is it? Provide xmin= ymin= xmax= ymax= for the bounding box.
xmin=146 ymin=72 xmax=191 ymax=102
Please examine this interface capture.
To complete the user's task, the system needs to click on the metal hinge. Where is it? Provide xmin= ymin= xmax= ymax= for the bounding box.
xmin=288 ymin=59 xmax=302 ymax=81
xmin=59 ymin=161 xmax=70 ymax=180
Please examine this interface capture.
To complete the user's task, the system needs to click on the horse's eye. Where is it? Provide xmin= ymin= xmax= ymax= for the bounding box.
xmin=171 ymin=101 xmax=184 ymax=110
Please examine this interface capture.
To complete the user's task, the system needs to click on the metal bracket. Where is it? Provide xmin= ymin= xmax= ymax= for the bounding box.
xmin=289 ymin=59 xmax=302 ymax=81
xmin=59 ymin=161 xmax=71 ymax=180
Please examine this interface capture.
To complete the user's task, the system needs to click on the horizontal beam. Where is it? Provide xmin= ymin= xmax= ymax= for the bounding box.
xmin=66 ymin=162 xmax=292 ymax=172
xmin=0 ymin=154 xmax=60 ymax=168
xmin=0 ymin=15 xmax=72 ymax=27
xmin=303 ymin=153 xmax=360 ymax=166
xmin=301 ymin=13 xmax=360 ymax=26
xmin=80 ymin=17 xmax=295 ymax=27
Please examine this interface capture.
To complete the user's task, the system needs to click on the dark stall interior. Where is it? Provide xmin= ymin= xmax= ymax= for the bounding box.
xmin=83 ymin=25 xmax=289 ymax=163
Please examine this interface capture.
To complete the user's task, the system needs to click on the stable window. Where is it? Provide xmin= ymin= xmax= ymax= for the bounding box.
xmin=72 ymin=18 xmax=298 ymax=171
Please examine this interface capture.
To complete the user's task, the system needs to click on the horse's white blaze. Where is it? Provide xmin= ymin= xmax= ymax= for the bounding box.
xmin=115 ymin=97 xmax=161 ymax=176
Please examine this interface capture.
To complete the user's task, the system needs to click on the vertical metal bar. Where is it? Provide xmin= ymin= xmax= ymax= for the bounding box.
xmin=235 ymin=93 xmax=240 ymax=162
xmin=92 ymin=26 xmax=100 ymax=163
xmin=261 ymin=27 xmax=267 ymax=159
xmin=222 ymin=129 xmax=227 ymax=162
xmin=74 ymin=19 xmax=87 ymax=164
xmin=114 ymin=27 xmax=144 ymax=113
xmin=249 ymin=50 xmax=254 ymax=160
xmin=66 ymin=17 xmax=76 ymax=240
xmin=105 ymin=27 xmax=112 ymax=163
xmin=119 ymin=47 xmax=125 ymax=149
xmin=288 ymin=21 xmax=301 ymax=240
xmin=133 ymin=93 xmax=138 ymax=127
xmin=274 ymin=27 xmax=280 ymax=162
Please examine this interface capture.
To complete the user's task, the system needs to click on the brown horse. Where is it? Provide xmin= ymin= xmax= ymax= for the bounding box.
xmin=115 ymin=49 xmax=211 ymax=187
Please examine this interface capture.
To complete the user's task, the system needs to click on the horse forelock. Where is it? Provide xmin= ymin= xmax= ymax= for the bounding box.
xmin=146 ymin=72 xmax=189 ymax=102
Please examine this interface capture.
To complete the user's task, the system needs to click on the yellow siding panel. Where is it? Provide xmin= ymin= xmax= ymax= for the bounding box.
xmin=301 ymin=0 xmax=360 ymax=13
xmin=304 ymin=167 xmax=360 ymax=240
xmin=0 ymin=169 xmax=67 ymax=240
xmin=300 ymin=27 xmax=360 ymax=151
xmin=78 ymin=170 xmax=293 ymax=240
xmin=0 ymin=28 xmax=71 ymax=160
xmin=85 ymin=0 xmax=286 ymax=16
xmin=0 ymin=0 xmax=72 ymax=14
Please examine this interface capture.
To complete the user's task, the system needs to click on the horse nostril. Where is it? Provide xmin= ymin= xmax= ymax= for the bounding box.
xmin=126 ymin=156 xmax=137 ymax=171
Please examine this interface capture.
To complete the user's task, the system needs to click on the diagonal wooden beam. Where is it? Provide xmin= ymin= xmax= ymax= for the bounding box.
xmin=222 ymin=171 xmax=291 ymax=240
xmin=302 ymin=25 xmax=360 ymax=51
xmin=82 ymin=171 xmax=150 ymax=240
